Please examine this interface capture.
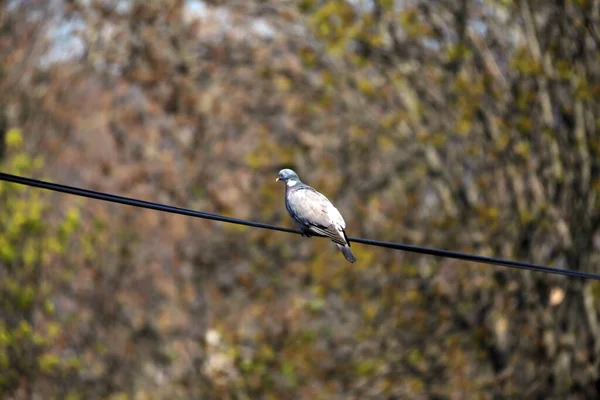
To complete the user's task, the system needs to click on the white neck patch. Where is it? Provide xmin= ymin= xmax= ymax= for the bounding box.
xmin=286 ymin=179 xmax=298 ymax=187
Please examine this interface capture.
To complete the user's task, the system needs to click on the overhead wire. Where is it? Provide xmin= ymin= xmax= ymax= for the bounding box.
xmin=1 ymin=172 xmax=598 ymax=281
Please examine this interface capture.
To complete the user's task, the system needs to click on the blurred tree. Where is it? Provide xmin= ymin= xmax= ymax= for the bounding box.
xmin=301 ymin=0 xmax=600 ymax=396
xmin=0 ymin=128 xmax=83 ymax=398
xmin=0 ymin=0 xmax=599 ymax=398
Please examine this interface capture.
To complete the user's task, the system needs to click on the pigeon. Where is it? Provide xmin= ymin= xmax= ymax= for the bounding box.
xmin=276 ymin=169 xmax=357 ymax=263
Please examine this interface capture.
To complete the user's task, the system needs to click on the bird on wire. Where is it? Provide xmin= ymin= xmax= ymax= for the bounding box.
xmin=276 ymin=169 xmax=357 ymax=263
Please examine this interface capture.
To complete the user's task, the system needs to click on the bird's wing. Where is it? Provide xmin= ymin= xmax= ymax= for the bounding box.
xmin=287 ymin=187 xmax=348 ymax=245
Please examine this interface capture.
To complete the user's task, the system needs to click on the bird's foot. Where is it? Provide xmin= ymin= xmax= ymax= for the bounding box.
xmin=301 ymin=232 xmax=313 ymax=238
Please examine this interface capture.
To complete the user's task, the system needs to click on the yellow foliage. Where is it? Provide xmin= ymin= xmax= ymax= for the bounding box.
xmin=447 ymin=43 xmax=471 ymax=61
xmin=377 ymin=134 xmax=395 ymax=150
xmin=514 ymin=141 xmax=530 ymax=158
xmin=0 ymin=325 xmax=11 ymax=346
xmin=246 ymin=130 xmax=295 ymax=169
xmin=456 ymin=118 xmax=473 ymax=136
xmin=355 ymin=359 xmax=378 ymax=376
xmin=407 ymin=348 xmax=424 ymax=365
xmin=404 ymin=289 xmax=422 ymax=304
xmin=17 ymin=320 xmax=32 ymax=338
xmin=1 ymin=126 xmax=86 ymax=393
xmin=65 ymin=393 xmax=82 ymax=400
xmin=478 ymin=206 xmax=499 ymax=221
xmin=0 ymin=236 xmax=16 ymax=262
xmin=6 ymin=128 xmax=23 ymax=148
xmin=430 ymin=133 xmax=447 ymax=147
xmin=379 ymin=0 xmax=394 ymax=11
xmin=0 ymin=350 xmax=8 ymax=369
xmin=65 ymin=208 xmax=81 ymax=227
xmin=594 ymin=178 xmax=600 ymax=193
xmin=362 ymin=301 xmax=379 ymax=321
xmin=511 ymin=48 xmax=542 ymax=75
xmin=275 ymin=75 xmax=292 ymax=91
xmin=356 ymin=77 xmax=376 ymax=96
xmin=23 ymin=240 xmax=37 ymax=267
xmin=46 ymin=322 xmax=61 ymax=340
xmin=11 ymin=153 xmax=32 ymax=173
xmin=38 ymin=353 xmax=60 ymax=372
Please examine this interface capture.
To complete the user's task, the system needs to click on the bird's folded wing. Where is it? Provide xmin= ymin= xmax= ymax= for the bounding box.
xmin=287 ymin=188 xmax=348 ymax=245
xmin=307 ymin=225 xmax=348 ymax=246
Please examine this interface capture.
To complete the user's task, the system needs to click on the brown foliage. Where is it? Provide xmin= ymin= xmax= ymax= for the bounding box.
xmin=1 ymin=0 xmax=599 ymax=398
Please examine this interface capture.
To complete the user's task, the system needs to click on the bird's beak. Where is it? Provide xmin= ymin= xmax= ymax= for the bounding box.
xmin=276 ymin=177 xmax=280 ymax=182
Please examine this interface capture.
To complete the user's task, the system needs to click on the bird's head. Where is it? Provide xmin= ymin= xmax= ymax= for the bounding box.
xmin=276 ymin=169 xmax=300 ymax=187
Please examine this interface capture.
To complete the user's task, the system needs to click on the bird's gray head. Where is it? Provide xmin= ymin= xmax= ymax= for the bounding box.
xmin=276 ymin=169 xmax=301 ymax=187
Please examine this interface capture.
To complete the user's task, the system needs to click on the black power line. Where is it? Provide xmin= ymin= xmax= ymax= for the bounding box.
xmin=0 ymin=171 xmax=598 ymax=281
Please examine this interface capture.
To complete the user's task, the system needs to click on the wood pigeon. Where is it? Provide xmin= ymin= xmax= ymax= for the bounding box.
xmin=276 ymin=169 xmax=357 ymax=263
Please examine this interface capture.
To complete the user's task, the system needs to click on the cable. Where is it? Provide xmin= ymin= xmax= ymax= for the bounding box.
xmin=1 ymin=171 xmax=598 ymax=281
xmin=0 ymin=172 xmax=298 ymax=234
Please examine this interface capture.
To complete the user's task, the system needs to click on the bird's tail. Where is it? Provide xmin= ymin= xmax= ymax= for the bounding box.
xmin=336 ymin=244 xmax=357 ymax=263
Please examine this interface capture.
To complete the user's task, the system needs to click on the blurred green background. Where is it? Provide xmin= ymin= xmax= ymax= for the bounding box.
xmin=1 ymin=0 xmax=600 ymax=398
